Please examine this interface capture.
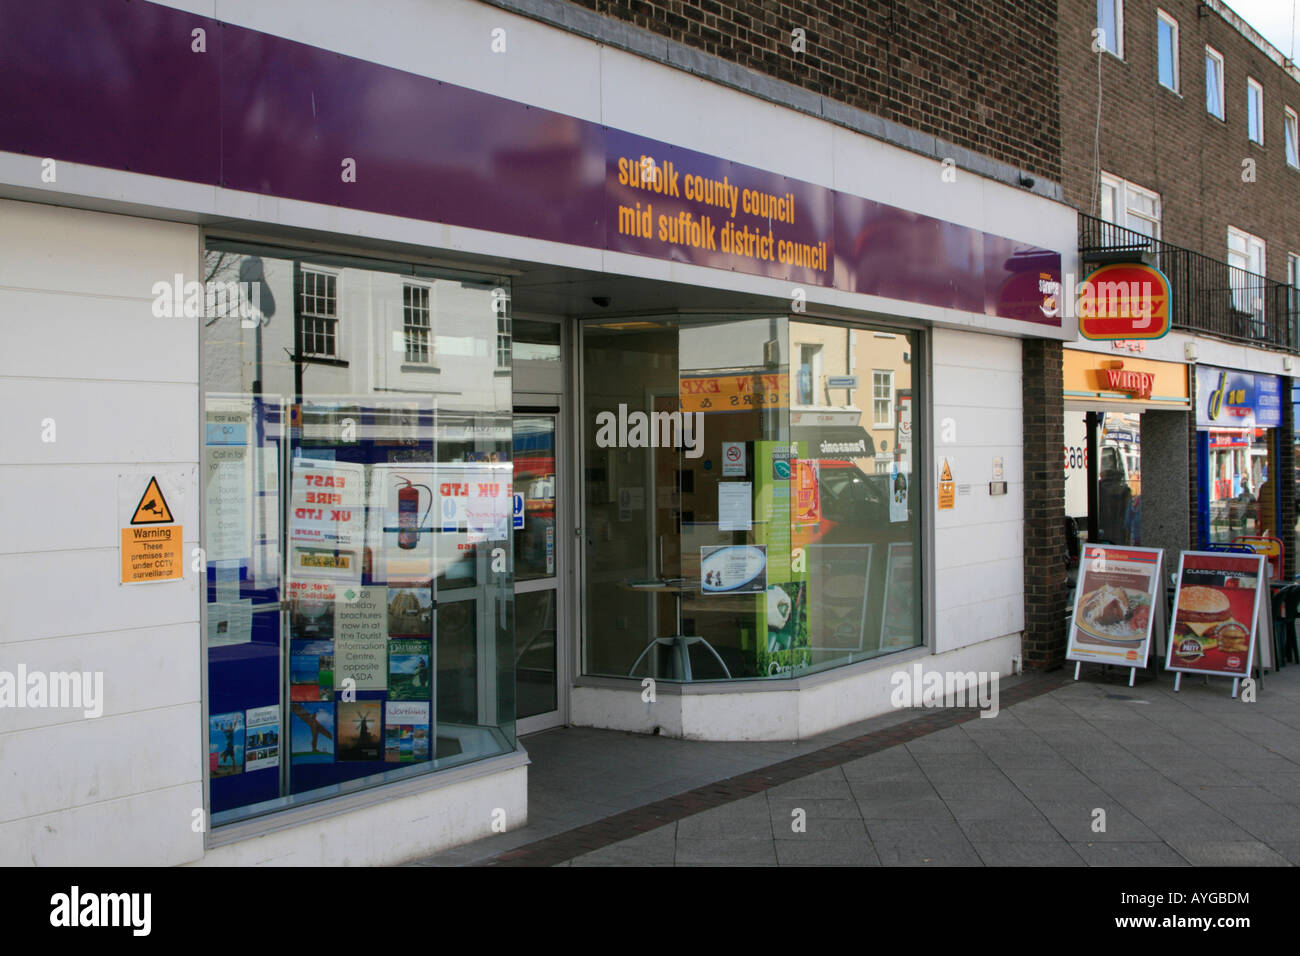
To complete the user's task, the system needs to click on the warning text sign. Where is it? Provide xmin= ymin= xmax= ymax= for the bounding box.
xmin=121 ymin=525 xmax=183 ymax=583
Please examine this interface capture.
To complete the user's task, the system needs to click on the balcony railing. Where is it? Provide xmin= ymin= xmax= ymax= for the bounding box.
xmin=1079 ymin=213 xmax=1300 ymax=352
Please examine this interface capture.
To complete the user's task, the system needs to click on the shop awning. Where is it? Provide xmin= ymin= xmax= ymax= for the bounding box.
xmin=793 ymin=424 xmax=876 ymax=458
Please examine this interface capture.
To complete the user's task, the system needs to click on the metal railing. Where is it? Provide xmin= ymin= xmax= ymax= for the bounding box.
xmin=1079 ymin=213 xmax=1300 ymax=352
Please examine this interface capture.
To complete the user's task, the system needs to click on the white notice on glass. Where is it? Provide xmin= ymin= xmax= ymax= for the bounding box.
xmin=718 ymin=482 xmax=753 ymax=532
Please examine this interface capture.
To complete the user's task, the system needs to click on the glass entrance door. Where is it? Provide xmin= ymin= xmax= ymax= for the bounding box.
xmin=514 ymin=412 xmax=563 ymax=732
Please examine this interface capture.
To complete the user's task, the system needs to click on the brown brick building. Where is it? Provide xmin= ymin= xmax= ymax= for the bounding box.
xmin=1060 ymin=0 xmax=1300 ymax=284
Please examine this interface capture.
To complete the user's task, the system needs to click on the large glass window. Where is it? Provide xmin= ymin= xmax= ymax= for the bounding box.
xmin=202 ymin=241 xmax=515 ymax=827
xmin=580 ymin=316 xmax=922 ymax=681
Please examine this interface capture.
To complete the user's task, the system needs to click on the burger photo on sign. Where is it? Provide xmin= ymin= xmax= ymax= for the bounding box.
xmin=1171 ymin=583 xmax=1252 ymax=669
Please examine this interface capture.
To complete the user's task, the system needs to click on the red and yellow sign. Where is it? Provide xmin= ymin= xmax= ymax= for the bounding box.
xmin=1063 ymin=351 xmax=1189 ymax=406
xmin=679 ymin=372 xmax=789 ymax=413
xmin=1078 ymin=263 xmax=1172 ymax=340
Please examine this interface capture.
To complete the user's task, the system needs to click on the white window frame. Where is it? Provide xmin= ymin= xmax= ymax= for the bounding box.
xmin=299 ymin=265 xmax=340 ymax=358
xmin=401 ymin=281 xmax=433 ymax=365
xmin=1099 ymin=172 xmax=1162 ymax=240
xmin=1097 ymin=0 xmax=1124 ymax=59
xmin=1286 ymin=107 xmax=1299 ymax=168
xmin=1228 ymin=226 xmax=1266 ymax=318
xmin=1206 ymin=46 xmax=1226 ymax=120
xmin=1157 ymin=9 xmax=1179 ymax=93
xmin=1247 ymin=77 xmax=1264 ymax=144
xmin=872 ymin=369 xmax=894 ymax=428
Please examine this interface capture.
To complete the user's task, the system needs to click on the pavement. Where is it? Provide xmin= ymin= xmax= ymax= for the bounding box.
xmin=412 ymin=664 xmax=1300 ymax=866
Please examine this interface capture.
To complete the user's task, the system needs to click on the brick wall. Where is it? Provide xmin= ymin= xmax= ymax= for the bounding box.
xmin=1022 ymin=338 xmax=1067 ymax=670
xmin=564 ymin=0 xmax=1062 ymax=181
xmin=1060 ymin=0 xmax=1300 ymax=283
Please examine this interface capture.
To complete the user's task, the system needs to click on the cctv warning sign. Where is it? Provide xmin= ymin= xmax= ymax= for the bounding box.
xmin=120 ymin=472 xmax=185 ymax=584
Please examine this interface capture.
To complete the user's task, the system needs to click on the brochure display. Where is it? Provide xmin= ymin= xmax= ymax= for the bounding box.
xmin=1165 ymin=550 xmax=1266 ymax=697
xmin=1067 ymin=545 xmax=1165 ymax=684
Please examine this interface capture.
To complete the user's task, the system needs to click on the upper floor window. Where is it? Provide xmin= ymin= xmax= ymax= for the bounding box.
xmin=1286 ymin=107 xmax=1299 ymax=168
xmin=1157 ymin=10 xmax=1179 ymax=92
xmin=1247 ymin=78 xmax=1264 ymax=144
xmin=1228 ymin=226 xmax=1266 ymax=318
xmin=1206 ymin=46 xmax=1225 ymax=120
xmin=1100 ymin=172 xmax=1161 ymax=239
xmin=1097 ymin=0 xmax=1128 ymax=58
xmin=299 ymin=267 xmax=338 ymax=357
xmin=1289 ymin=252 xmax=1300 ymax=289
xmin=1097 ymin=0 xmax=1124 ymax=58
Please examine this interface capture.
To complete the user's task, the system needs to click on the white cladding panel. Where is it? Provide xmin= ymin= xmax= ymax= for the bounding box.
xmin=931 ymin=328 xmax=1025 ymax=653
xmin=0 ymin=201 xmax=204 ymax=865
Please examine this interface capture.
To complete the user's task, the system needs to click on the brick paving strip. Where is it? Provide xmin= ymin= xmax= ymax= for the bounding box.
xmin=482 ymin=671 xmax=1069 ymax=866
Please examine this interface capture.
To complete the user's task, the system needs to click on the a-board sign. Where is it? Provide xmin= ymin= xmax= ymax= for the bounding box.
xmin=1166 ymin=550 xmax=1265 ymax=679
xmin=1067 ymin=545 xmax=1164 ymax=669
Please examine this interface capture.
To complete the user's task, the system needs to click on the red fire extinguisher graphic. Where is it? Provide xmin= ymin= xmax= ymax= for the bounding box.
xmin=397 ymin=476 xmax=432 ymax=550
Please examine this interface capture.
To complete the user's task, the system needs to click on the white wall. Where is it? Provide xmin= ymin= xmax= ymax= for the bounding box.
xmin=0 ymin=199 xmax=205 ymax=866
xmin=930 ymin=329 xmax=1025 ymax=653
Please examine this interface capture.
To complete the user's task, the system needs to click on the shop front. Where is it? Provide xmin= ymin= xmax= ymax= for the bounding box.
xmin=0 ymin=0 xmax=1076 ymax=865
xmin=1063 ymin=347 xmax=1191 ymax=555
xmin=1194 ymin=365 xmax=1285 ymax=554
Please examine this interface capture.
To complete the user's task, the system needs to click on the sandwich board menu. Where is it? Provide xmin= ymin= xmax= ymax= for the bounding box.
xmin=1067 ymin=545 xmax=1165 ymax=682
xmin=1166 ymin=550 xmax=1266 ymax=695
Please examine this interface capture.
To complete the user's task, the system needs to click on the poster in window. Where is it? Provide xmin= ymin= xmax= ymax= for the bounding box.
xmin=244 ymin=705 xmax=280 ymax=773
xmin=336 ymin=701 xmax=383 ymax=761
xmin=384 ymin=701 xmax=431 ymax=763
xmin=290 ymin=702 xmax=334 ymax=763
xmin=209 ymin=711 xmax=245 ymax=777
xmin=388 ymin=639 xmax=433 ymax=701
xmin=290 ymin=640 xmax=334 ymax=701
xmin=334 ymin=587 xmax=388 ymax=692
xmin=1067 ymin=545 xmax=1164 ymax=669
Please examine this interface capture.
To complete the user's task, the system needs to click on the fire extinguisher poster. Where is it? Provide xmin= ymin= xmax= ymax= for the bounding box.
xmin=366 ymin=464 xmax=438 ymax=585
xmin=289 ymin=458 xmax=366 ymax=584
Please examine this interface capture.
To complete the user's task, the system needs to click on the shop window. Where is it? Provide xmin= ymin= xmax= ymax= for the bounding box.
xmin=402 ymin=283 xmax=432 ymax=364
xmin=580 ymin=316 xmax=922 ymax=682
xmin=1206 ymin=46 xmax=1225 ymax=120
xmin=299 ymin=268 xmax=338 ymax=357
xmin=872 ymin=370 xmax=894 ymax=427
xmin=1247 ymin=77 xmax=1264 ymax=145
xmin=1157 ymin=10 xmax=1179 ymax=93
xmin=201 ymin=240 xmax=514 ymax=827
xmin=1097 ymin=0 xmax=1123 ymax=59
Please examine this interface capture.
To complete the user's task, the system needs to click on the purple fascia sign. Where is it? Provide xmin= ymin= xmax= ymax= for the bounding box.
xmin=0 ymin=0 xmax=1061 ymax=326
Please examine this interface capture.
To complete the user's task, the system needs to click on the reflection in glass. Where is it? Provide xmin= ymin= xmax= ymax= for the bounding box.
xmin=580 ymin=316 xmax=922 ymax=682
xmin=202 ymin=242 xmax=514 ymax=826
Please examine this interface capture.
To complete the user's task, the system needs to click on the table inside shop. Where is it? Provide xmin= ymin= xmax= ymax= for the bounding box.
xmin=623 ymin=578 xmax=733 ymax=680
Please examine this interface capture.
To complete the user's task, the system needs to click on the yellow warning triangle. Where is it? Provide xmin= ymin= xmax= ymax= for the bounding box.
xmin=130 ymin=476 xmax=174 ymax=525
xmin=939 ymin=460 xmax=953 ymax=482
